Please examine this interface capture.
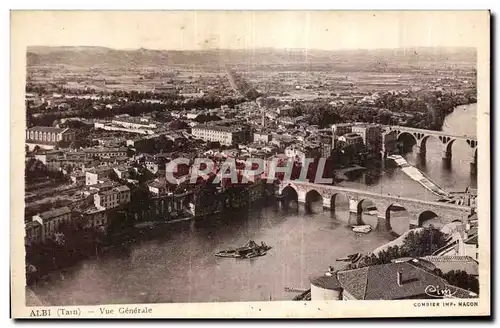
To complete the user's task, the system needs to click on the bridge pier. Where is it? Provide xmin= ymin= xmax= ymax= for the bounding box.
xmin=469 ymin=149 xmax=478 ymax=176
xmin=441 ymin=149 xmax=452 ymax=165
xmin=415 ymin=144 xmax=427 ymax=159
xmin=470 ymin=162 xmax=477 ymax=175
xmin=469 ymin=154 xmax=477 ymax=175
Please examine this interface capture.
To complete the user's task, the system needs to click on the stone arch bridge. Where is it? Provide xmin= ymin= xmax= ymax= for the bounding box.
xmin=381 ymin=126 xmax=477 ymax=173
xmin=278 ymin=180 xmax=474 ymax=233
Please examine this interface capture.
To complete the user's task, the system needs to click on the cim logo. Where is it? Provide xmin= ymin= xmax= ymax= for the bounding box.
xmin=424 ymin=284 xmax=458 ymax=298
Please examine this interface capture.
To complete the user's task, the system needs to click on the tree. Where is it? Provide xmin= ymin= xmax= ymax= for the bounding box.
xmin=56 ymin=140 xmax=70 ymax=149
xmin=436 ymin=270 xmax=479 ymax=294
xmin=347 ymin=227 xmax=448 ymax=270
xmin=169 ymin=120 xmax=188 ymax=130
xmin=400 ymin=226 xmax=447 ymax=257
xmin=126 ymin=147 xmax=136 ymax=158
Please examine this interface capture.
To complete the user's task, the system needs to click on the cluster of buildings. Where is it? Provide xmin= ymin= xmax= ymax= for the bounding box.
xmin=331 ymin=123 xmax=385 ymax=153
xmin=25 ymin=102 xmax=395 ymax=249
xmin=25 ymin=169 xmax=132 ymax=245
xmin=94 ymin=114 xmax=159 ymax=135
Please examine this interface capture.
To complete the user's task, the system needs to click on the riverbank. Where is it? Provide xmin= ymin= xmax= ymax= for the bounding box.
xmin=28 ymin=202 xmax=394 ymax=305
xmin=26 ymin=193 xmax=277 ymax=287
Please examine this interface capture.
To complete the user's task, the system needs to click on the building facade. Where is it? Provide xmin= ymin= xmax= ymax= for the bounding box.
xmin=26 ymin=127 xmax=76 ymax=150
xmin=32 ymin=206 xmax=72 ymax=242
xmin=352 ymin=124 xmax=382 ymax=153
xmin=93 ymin=185 xmax=131 ymax=210
xmin=25 ymin=221 xmax=42 ymax=245
xmin=191 ymin=125 xmax=248 ymax=146
xmin=85 ymin=167 xmax=113 ymax=186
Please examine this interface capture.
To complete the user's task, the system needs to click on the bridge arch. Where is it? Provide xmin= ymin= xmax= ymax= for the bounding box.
xmin=446 ymin=138 xmax=457 ymax=152
xmin=305 ymin=189 xmax=323 ymax=213
xmin=280 ymin=185 xmax=299 ymax=209
xmin=418 ymin=134 xmax=448 ymax=158
xmin=330 ymin=192 xmax=350 ymax=222
xmin=397 ymin=132 xmax=418 ymax=153
xmin=418 ymin=210 xmax=440 ymax=228
xmin=357 ymin=198 xmax=379 ymax=227
xmin=384 ymin=204 xmax=411 ymax=236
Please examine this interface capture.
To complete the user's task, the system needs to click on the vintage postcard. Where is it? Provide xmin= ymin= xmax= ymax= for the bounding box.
xmin=10 ymin=10 xmax=490 ymax=318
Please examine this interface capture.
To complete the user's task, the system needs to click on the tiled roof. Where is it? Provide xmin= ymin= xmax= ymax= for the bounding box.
xmin=337 ymin=267 xmax=369 ymax=300
xmin=115 ymin=185 xmax=130 ymax=192
xmin=27 ymin=126 xmax=67 ymax=134
xmin=25 ymin=221 xmax=42 ymax=229
xmin=39 ymin=206 xmax=70 ymax=220
xmin=421 ymin=256 xmax=479 ymax=276
xmin=421 ymin=256 xmax=476 ymax=262
xmin=337 ymin=262 xmax=478 ymax=300
xmin=310 ymin=274 xmax=342 ymax=291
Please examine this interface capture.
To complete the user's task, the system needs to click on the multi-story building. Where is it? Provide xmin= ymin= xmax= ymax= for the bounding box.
xmin=83 ymin=148 xmax=128 ymax=159
xmin=80 ymin=206 xmax=108 ymax=231
xmin=70 ymin=170 xmax=86 ymax=184
xmin=111 ymin=115 xmax=157 ymax=130
xmin=26 ymin=127 xmax=76 ymax=150
xmin=191 ymin=125 xmax=249 ymax=146
xmin=25 ymin=221 xmax=42 ymax=246
xmin=253 ymin=130 xmax=273 ymax=144
xmin=352 ymin=124 xmax=382 ymax=153
xmin=94 ymin=121 xmax=155 ymax=135
xmin=319 ymin=134 xmax=333 ymax=158
xmin=338 ymin=133 xmax=364 ymax=148
xmin=32 ymin=206 xmax=72 ymax=242
xmin=332 ymin=123 xmax=383 ymax=153
xmin=85 ymin=166 xmax=113 ymax=186
xmin=113 ymin=166 xmax=130 ymax=179
xmin=93 ymin=185 xmax=131 ymax=210
xmin=148 ymin=178 xmax=169 ymax=197
xmin=332 ymin=123 xmax=354 ymax=137
xmin=116 ymin=185 xmax=131 ymax=205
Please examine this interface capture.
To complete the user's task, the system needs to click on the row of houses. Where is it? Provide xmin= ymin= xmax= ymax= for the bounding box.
xmin=25 ymin=176 xmax=131 ymax=246
xmin=25 ymin=204 xmax=107 ymax=245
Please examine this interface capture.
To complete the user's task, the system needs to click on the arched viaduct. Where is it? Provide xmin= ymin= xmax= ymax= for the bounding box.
xmin=381 ymin=126 xmax=477 ymax=174
xmin=278 ymin=180 xmax=474 ymax=234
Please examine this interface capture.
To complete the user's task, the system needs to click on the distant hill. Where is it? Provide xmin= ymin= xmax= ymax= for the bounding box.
xmin=26 ymin=46 xmax=477 ymax=68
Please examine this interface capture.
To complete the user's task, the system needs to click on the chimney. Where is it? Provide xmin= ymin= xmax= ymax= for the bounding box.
xmin=397 ymin=271 xmax=403 ymax=286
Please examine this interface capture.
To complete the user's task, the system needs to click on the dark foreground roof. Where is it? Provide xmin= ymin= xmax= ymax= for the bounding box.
xmin=337 ymin=262 xmax=478 ymax=300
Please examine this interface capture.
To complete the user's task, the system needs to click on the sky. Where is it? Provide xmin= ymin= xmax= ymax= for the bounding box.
xmin=11 ymin=11 xmax=488 ymax=51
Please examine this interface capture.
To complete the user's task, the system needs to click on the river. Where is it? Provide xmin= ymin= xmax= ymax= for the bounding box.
xmin=28 ymin=103 xmax=477 ymax=306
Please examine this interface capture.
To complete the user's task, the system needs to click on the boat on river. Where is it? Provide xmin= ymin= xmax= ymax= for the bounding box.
xmin=352 ymin=225 xmax=372 ymax=234
xmin=215 ymin=240 xmax=272 ymax=259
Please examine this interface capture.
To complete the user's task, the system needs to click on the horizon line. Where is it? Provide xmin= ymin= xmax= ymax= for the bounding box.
xmin=27 ymin=45 xmax=477 ymax=53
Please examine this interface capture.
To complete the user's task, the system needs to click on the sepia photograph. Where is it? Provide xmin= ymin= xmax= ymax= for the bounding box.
xmin=10 ymin=10 xmax=490 ymax=318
